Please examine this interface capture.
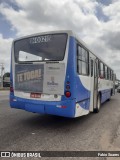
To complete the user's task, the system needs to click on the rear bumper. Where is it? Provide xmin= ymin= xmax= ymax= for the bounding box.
xmin=10 ymin=95 xmax=76 ymax=118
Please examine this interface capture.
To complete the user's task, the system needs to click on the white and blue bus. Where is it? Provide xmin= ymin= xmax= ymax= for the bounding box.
xmin=10 ymin=30 xmax=115 ymax=118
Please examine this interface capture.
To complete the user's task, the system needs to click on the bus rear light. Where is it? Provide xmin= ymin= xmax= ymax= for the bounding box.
xmin=66 ymin=81 xmax=70 ymax=85
xmin=65 ymin=91 xmax=71 ymax=98
xmin=66 ymin=85 xmax=70 ymax=90
xmin=10 ymin=86 xmax=14 ymax=92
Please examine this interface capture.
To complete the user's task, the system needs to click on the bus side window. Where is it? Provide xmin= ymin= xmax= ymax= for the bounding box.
xmin=77 ymin=45 xmax=89 ymax=75
xmin=77 ymin=45 xmax=82 ymax=74
xmin=105 ymin=66 xmax=107 ymax=79
xmin=111 ymin=70 xmax=113 ymax=80
xmin=98 ymin=60 xmax=100 ymax=77
xmin=111 ymin=71 xmax=113 ymax=80
xmin=108 ymin=68 xmax=110 ymax=80
xmin=91 ymin=59 xmax=93 ymax=77
xmin=94 ymin=62 xmax=97 ymax=78
xmin=100 ymin=62 xmax=104 ymax=78
xmin=110 ymin=69 xmax=111 ymax=80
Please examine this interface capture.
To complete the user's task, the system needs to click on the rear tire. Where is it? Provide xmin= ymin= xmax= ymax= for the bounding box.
xmin=108 ymin=90 xmax=112 ymax=101
xmin=108 ymin=95 xmax=111 ymax=101
xmin=94 ymin=94 xmax=101 ymax=113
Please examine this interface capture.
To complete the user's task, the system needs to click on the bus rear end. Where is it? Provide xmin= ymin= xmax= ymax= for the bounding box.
xmin=10 ymin=31 xmax=76 ymax=118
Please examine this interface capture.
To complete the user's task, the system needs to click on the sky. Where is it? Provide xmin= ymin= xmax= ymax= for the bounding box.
xmin=0 ymin=0 xmax=120 ymax=79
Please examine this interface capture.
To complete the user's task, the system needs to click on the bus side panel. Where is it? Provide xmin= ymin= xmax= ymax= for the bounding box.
xmin=98 ymin=78 xmax=113 ymax=104
xmin=44 ymin=100 xmax=76 ymax=117
xmin=75 ymin=76 xmax=90 ymax=109
xmin=74 ymin=40 xmax=90 ymax=117
xmin=62 ymin=36 xmax=90 ymax=117
xmin=76 ymin=76 xmax=90 ymax=109
xmin=74 ymin=76 xmax=90 ymax=117
xmin=100 ymin=89 xmax=111 ymax=103
xmin=62 ymin=36 xmax=76 ymax=101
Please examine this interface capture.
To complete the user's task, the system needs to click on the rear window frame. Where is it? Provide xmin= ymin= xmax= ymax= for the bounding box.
xmin=14 ymin=33 xmax=68 ymax=63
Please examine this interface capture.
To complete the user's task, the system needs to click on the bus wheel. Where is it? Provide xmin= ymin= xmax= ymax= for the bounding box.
xmin=94 ymin=94 xmax=101 ymax=113
xmin=108 ymin=90 xmax=112 ymax=101
xmin=107 ymin=95 xmax=111 ymax=101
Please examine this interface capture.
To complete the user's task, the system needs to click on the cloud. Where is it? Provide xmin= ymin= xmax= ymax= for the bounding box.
xmin=0 ymin=34 xmax=13 ymax=72
xmin=0 ymin=0 xmax=101 ymax=36
xmin=103 ymin=0 xmax=120 ymax=19
xmin=0 ymin=0 xmax=120 ymax=78
xmin=101 ymin=31 xmax=120 ymax=50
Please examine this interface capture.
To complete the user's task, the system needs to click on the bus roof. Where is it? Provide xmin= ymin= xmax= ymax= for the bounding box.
xmin=13 ymin=30 xmax=73 ymax=42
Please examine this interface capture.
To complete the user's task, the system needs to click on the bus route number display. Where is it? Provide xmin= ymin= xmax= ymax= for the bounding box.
xmin=29 ymin=35 xmax=51 ymax=44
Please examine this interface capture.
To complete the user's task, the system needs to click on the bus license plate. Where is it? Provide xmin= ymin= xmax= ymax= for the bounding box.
xmin=30 ymin=93 xmax=41 ymax=98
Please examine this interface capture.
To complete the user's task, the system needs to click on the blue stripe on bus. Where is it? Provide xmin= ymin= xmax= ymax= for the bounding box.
xmin=75 ymin=76 xmax=90 ymax=110
xmin=63 ymin=36 xmax=90 ymax=110
xmin=62 ymin=36 xmax=76 ymax=101
xmin=100 ymin=89 xmax=111 ymax=103
xmin=10 ymin=96 xmax=76 ymax=118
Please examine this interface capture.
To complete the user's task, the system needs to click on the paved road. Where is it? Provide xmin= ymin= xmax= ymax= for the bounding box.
xmin=0 ymin=90 xmax=9 ymax=101
xmin=0 ymin=91 xmax=120 ymax=160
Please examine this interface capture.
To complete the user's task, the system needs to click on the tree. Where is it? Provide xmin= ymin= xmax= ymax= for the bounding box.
xmin=3 ymin=72 xmax=10 ymax=78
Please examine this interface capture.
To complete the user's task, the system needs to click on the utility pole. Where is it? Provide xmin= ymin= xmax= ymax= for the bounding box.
xmin=0 ymin=63 xmax=4 ymax=88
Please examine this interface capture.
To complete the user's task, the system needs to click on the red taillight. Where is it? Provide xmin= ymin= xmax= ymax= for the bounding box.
xmin=10 ymin=86 xmax=14 ymax=92
xmin=65 ymin=91 xmax=71 ymax=98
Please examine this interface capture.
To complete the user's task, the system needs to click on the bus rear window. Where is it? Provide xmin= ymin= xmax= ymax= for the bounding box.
xmin=14 ymin=33 xmax=67 ymax=62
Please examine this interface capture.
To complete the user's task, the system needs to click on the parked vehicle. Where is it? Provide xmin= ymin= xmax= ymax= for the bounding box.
xmin=3 ymin=73 xmax=10 ymax=87
xmin=117 ymin=86 xmax=120 ymax=93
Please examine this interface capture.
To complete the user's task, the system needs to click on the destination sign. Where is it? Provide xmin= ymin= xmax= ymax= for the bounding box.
xmin=29 ymin=35 xmax=51 ymax=44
